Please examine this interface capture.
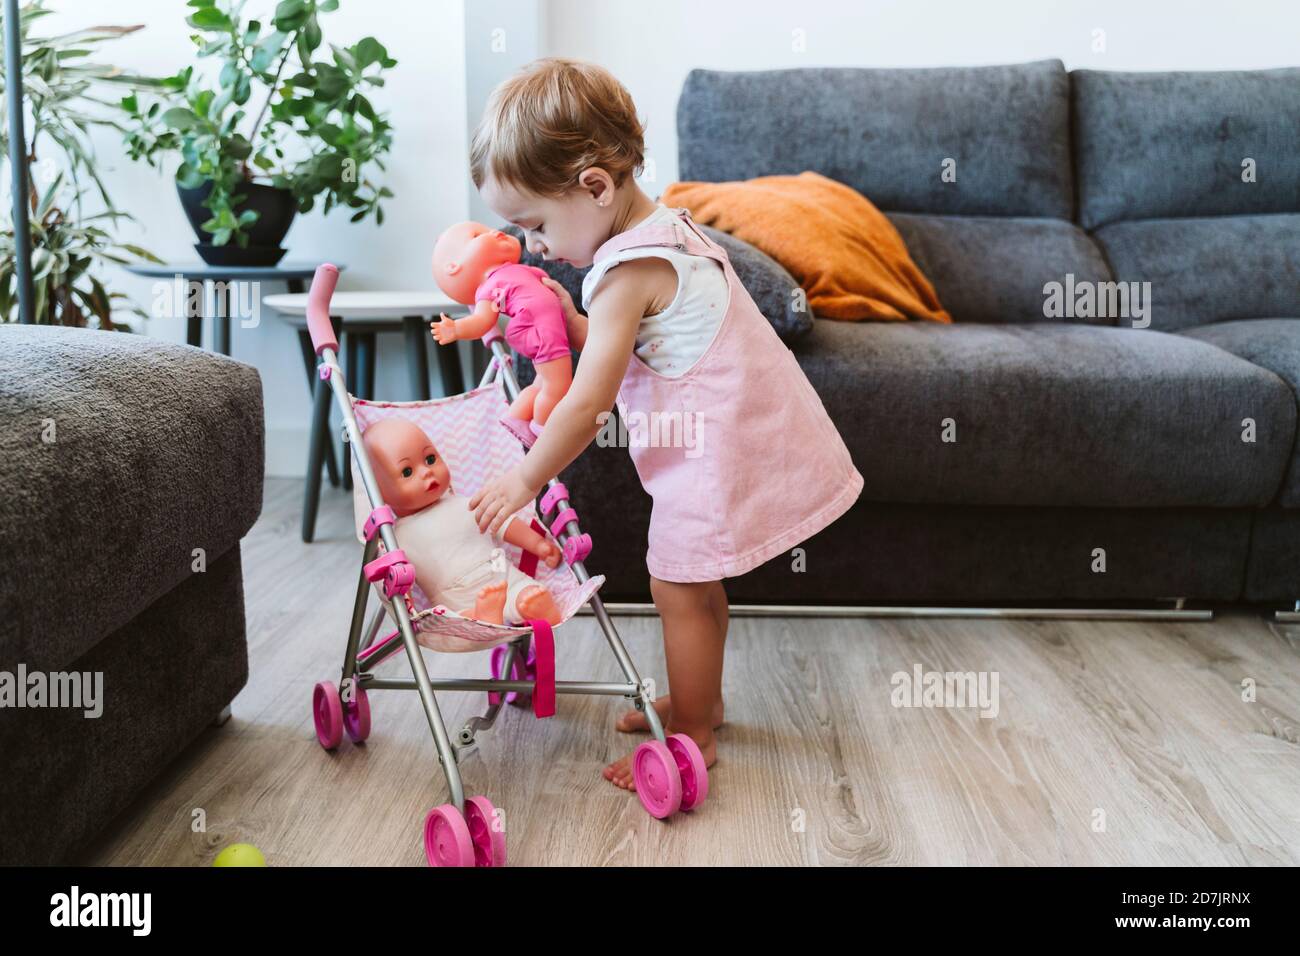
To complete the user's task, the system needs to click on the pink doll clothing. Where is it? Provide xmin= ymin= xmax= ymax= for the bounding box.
xmin=587 ymin=207 xmax=864 ymax=583
xmin=477 ymin=262 xmax=571 ymax=365
xmin=393 ymin=490 xmax=539 ymax=624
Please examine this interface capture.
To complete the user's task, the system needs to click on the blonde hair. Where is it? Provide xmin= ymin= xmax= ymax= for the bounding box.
xmin=470 ymin=57 xmax=646 ymax=199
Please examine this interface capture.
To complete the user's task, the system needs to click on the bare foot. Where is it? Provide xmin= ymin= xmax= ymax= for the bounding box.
xmin=603 ymin=725 xmax=717 ymax=791
xmin=516 ymin=584 xmax=562 ymax=626
xmin=471 ymin=581 xmax=507 ymax=624
xmin=615 ymin=695 xmax=724 ymax=733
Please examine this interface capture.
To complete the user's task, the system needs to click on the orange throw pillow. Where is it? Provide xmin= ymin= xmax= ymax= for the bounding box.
xmin=662 ymin=171 xmax=950 ymax=323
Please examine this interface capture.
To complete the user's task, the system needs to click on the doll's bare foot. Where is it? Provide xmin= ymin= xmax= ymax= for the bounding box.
xmin=615 ymin=696 xmax=724 ymax=733
xmin=471 ymin=582 xmax=508 ymax=624
xmin=516 ymin=584 xmax=562 ymax=626
xmin=603 ymin=724 xmax=717 ymax=791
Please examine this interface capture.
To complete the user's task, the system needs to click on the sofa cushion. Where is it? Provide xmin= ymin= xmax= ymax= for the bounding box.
xmin=678 ymin=60 xmax=1074 ymax=219
xmin=887 ymin=213 xmax=1114 ymax=324
xmin=508 ymin=223 xmax=813 ymax=341
xmin=791 ymin=321 xmax=1294 ymax=508
xmin=0 ymin=325 xmax=265 ymax=672
xmin=1073 ymin=68 xmax=1300 ymax=230
xmin=1178 ymin=318 xmax=1300 ymax=506
xmin=1093 ymin=214 xmax=1300 ymax=332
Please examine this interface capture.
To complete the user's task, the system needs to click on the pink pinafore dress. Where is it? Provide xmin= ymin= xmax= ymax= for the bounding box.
xmin=590 ymin=207 xmax=864 ymax=583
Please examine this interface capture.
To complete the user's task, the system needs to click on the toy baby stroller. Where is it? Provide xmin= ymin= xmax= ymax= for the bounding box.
xmin=303 ymin=264 xmax=709 ymax=866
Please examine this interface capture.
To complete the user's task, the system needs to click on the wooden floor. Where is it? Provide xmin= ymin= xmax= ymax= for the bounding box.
xmin=81 ymin=478 xmax=1300 ymax=866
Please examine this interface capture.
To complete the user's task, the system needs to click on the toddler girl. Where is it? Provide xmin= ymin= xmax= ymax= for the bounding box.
xmin=459 ymin=58 xmax=863 ymax=791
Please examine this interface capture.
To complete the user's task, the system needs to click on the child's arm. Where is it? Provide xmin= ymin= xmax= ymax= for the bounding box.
xmin=501 ymin=518 xmax=561 ymax=568
xmin=517 ymin=260 xmax=656 ymax=492
xmin=432 ymin=298 xmax=498 ymax=344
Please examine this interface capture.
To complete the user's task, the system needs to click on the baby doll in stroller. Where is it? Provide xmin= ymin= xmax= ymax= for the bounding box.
xmin=363 ymin=417 xmax=564 ymax=627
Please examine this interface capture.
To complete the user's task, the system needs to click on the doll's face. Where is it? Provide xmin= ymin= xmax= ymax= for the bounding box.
xmin=432 ymin=221 xmax=522 ymax=304
xmin=363 ymin=419 xmax=453 ymax=518
xmin=480 ymin=170 xmax=618 ymax=270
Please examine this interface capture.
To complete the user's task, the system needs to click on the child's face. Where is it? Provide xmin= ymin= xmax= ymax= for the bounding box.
xmin=481 ymin=173 xmax=614 ymax=269
xmin=363 ymin=419 xmax=453 ymax=518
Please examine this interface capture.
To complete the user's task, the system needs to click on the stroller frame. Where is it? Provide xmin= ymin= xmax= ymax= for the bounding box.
xmin=303 ymin=264 xmax=706 ymax=865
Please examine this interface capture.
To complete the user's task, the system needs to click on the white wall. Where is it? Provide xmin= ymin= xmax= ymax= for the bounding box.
xmin=543 ymin=0 xmax=1300 ymax=193
xmin=40 ymin=0 xmax=470 ymax=474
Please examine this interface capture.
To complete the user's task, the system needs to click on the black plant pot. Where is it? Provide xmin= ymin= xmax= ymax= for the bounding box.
xmin=177 ymin=180 xmax=297 ymax=267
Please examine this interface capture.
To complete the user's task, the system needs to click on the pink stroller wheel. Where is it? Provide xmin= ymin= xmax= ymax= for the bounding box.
xmin=464 ymin=795 xmax=507 ymax=867
xmin=666 ymin=733 xmax=710 ymax=811
xmin=488 ymin=643 xmax=534 ymax=708
xmin=342 ymin=685 xmax=371 ymax=743
xmin=633 ymin=740 xmax=683 ymax=819
xmin=312 ymin=681 xmax=343 ymax=750
xmin=424 ymin=804 xmax=474 ymax=866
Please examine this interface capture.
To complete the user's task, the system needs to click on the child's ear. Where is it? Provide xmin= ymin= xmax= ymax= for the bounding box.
xmin=444 ymin=261 xmax=461 ymax=276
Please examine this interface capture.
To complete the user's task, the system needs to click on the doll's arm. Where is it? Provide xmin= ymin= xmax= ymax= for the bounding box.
xmin=502 ymin=517 xmax=561 ymax=568
xmin=431 ymin=299 xmax=499 ymax=345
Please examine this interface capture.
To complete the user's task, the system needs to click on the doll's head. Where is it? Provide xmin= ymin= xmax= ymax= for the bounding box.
xmin=432 ymin=222 xmax=522 ymax=304
xmin=468 ymin=57 xmax=647 ymax=269
xmin=363 ymin=418 xmax=452 ymax=518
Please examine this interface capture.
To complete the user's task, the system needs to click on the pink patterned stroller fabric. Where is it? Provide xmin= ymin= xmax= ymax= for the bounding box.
xmin=350 ymin=382 xmax=603 ymax=653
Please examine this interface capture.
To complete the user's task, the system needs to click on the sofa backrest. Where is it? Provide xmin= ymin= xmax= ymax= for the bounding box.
xmin=676 ymin=60 xmax=1117 ymax=324
xmin=1074 ymin=68 xmax=1300 ymax=331
xmin=678 ymin=59 xmax=1074 ymax=219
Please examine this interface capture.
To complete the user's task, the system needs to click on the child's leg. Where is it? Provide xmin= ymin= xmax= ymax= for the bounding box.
xmin=615 ymin=579 xmax=728 ymax=732
xmin=604 ymin=576 xmax=725 ymax=790
xmin=530 ymin=356 xmax=573 ymax=426
xmin=505 ymin=381 xmax=540 ymax=421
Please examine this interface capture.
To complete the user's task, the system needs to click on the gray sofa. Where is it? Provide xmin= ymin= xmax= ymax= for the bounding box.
xmin=517 ymin=60 xmax=1300 ymax=606
xmin=0 ymin=325 xmax=263 ymax=864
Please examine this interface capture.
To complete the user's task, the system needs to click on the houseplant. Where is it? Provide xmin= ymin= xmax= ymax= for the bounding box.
xmin=122 ymin=0 xmax=396 ymax=265
xmin=0 ymin=1 xmax=163 ymax=328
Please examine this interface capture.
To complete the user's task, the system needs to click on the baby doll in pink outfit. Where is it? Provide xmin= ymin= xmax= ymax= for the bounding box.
xmin=363 ymin=417 xmax=563 ymax=626
xmin=431 ymin=222 xmax=573 ymax=448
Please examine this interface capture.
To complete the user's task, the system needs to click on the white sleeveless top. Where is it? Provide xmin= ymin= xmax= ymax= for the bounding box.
xmin=581 ymin=204 xmax=730 ymax=377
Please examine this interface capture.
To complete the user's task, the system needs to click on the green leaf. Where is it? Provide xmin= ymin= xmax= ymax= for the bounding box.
xmin=319 ymin=0 xmax=339 ymax=10
xmin=188 ymin=7 xmax=232 ymax=31
xmin=354 ymin=37 xmax=385 ymax=69
xmin=349 ymin=210 xmax=366 ymax=222
xmin=161 ymin=107 xmax=200 ymax=130
xmin=274 ymin=0 xmax=309 ymax=31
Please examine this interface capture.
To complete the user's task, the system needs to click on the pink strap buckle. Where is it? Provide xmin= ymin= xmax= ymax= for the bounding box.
xmin=539 ymin=483 xmax=569 ymax=516
xmin=364 ymin=549 xmax=415 ymax=598
xmin=549 ymin=507 xmax=578 ymax=539
xmin=319 ymin=364 xmax=331 ymax=380
xmin=363 ymin=505 xmax=395 ymax=541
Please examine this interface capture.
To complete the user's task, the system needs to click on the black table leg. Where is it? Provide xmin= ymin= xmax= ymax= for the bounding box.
xmin=302 ymin=368 xmax=333 ymax=543
xmin=296 ymin=328 xmax=340 ymax=488
xmin=185 ymin=278 xmax=203 ymax=347
xmin=403 ymin=315 xmax=432 ymax=400
xmin=213 ymin=281 xmax=231 ymax=355
xmin=437 ymin=333 xmax=466 ymax=397
xmin=342 ymin=331 xmax=358 ymax=491
xmin=359 ymin=332 xmax=377 ymax=400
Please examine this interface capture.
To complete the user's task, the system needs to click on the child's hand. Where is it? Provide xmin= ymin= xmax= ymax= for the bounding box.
xmin=469 ymin=465 xmax=539 ymax=536
xmin=431 ymin=313 xmax=458 ymax=345
xmin=537 ymin=538 xmax=561 ymax=569
xmin=540 ymin=277 xmax=583 ymax=336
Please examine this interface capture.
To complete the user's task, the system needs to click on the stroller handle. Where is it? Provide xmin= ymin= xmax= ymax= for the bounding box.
xmin=306 ymin=263 xmax=340 ymax=355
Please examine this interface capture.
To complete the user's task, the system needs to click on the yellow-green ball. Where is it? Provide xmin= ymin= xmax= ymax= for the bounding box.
xmin=213 ymin=843 xmax=267 ymax=867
